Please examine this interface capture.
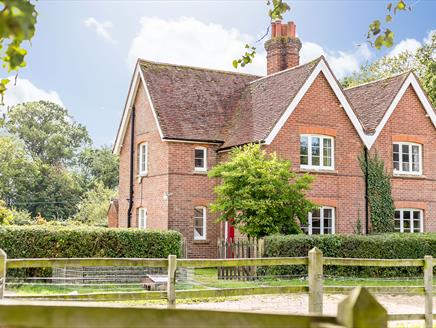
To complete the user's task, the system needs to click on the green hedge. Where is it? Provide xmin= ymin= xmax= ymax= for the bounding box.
xmin=0 ymin=226 xmax=182 ymax=259
xmin=263 ymin=233 xmax=436 ymax=277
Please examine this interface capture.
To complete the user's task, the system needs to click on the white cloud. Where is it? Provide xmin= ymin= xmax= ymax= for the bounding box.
xmin=84 ymin=17 xmax=115 ymax=43
xmin=300 ymin=42 xmax=372 ymax=79
xmin=0 ymin=77 xmax=63 ymax=113
xmin=128 ymin=17 xmax=265 ymax=75
xmin=388 ymin=38 xmax=421 ymax=57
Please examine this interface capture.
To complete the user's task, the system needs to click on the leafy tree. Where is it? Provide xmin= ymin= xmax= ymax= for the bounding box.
xmin=0 ymin=200 xmax=13 ymax=225
xmin=209 ymin=144 xmax=315 ymax=238
xmin=1 ymin=101 xmax=91 ymax=165
xmin=359 ymin=151 xmax=395 ymax=233
xmin=342 ymin=33 xmax=436 ymax=106
xmin=74 ymin=181 xmax=117 ymax=226
xmin=0 ymin=0 xmax=38 ymax=100
xmin=78 ymin=146 xmax=119 ymax=190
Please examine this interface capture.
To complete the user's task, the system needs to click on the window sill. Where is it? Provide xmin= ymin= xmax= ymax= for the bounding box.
xmin=392 ymin=173 xmax=426 ymax=180
xmin=193 ymin=239 xmax=209 ymax=244
xmin=299 ymin=168 xmax=338 ymax=175
xmin=193 ymin=170 xmax=208 ymax=175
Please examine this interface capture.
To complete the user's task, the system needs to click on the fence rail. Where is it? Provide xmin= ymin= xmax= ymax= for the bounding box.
xmin=0 ymin=248 xmax=433 ymax=327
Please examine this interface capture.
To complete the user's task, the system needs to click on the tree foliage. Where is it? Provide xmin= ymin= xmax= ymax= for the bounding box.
xmin=359 ymin=151 xmax=395 ymax=233
xmin=1 ymin=101 xmax=91 ymax=165
xmin=208 ymin=144 xmax=315 ymax=238
xmin=342 ymin=33 xmax=436 ymax=106
xmin=0 ymin=200 xmax=13 ymax=225
xmin=0 ymin=0 xmax=38 ymax=100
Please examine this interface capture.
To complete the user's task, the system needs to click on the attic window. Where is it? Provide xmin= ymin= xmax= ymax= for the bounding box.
xmin=194 ymin=147 xmax=207 ymax=171
xmin=393 ymin=142 xmax=422 ymax=175
xmin=300 ymin=135 xmax=334 ymax=170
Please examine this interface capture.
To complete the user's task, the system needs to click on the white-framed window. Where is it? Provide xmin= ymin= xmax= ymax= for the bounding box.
xmin=194 ymin=147 xmax=207 ymax=171
xmin=394 ymin=209 xmax=423 ymax=233
xmin=138 ymin=208 xmax=147 ymax=229
xmin=138 ymin=142 xmax=148 ymax=176
xmin=194 ymin=206 xmax=207 ymax=240
xmin=393 ymin=142 xmax=422 ymax=175
xmin=303 ymin=207 xmax=335 ymax=235
xmin=300 ymin=135 xmax=334 ymax=170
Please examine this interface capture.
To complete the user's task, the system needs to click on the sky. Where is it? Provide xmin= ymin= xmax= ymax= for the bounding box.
xmin=1 ymin=0 xmax=435 ymax=146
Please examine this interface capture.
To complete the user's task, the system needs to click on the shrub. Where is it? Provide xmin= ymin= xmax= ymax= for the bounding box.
xmin=0 ymin=226 xmax=182 ymax=259
xmin=263 ymin=233 xmax=436 ymax=277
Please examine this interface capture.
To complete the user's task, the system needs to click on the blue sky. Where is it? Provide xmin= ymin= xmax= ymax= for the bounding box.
xmin=1 ymin=0 xmax=435 ymax=146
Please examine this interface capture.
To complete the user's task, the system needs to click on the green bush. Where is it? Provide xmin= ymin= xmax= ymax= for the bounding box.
xmin=263 ymin=233 xmax=436 ymax=277
xmin=0 ymin=226 xmax=182 ymax=258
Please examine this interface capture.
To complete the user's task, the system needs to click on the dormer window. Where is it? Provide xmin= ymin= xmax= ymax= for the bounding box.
xmin=393 ymin=142 xmax=422 ymax=175
xmin=138 ymin=142 xmax=148 ymax=176
xmin=300 ymin=135 xmax=334 ymax=170
xmin=194 ymin=147 xmax=207 ymax=172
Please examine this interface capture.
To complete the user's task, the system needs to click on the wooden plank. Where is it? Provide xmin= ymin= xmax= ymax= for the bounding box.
xmin=176 ymin=286 xmax=309 ymax=299
xmin=424 ymin=255 xmax=433 ymax=328
xmin=308 ymin=248 xmax=323 ymax=314
xmin=0 ymin=303 xmax=337 ymax=328
xmin=323 ymin=258 xmax=424 ymax=267
xmin=324 ymin=286 xmax=425 ymax=295
xmin=6 ymin=258 xmax=168 ymax=269
xmin=167 ymin=255 xmax=177 ymax=308
xmin=0 ymin=249 xmax=5 ymax=299
xmin=178 ymin=257 xmax=308 ymax=268
xmin=388 ymin=313 xmax=425 ymax=321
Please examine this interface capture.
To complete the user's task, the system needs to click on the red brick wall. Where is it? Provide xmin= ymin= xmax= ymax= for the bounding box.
xmin=168 ymin=142 xmax=220 ymax=258
xmin=118 ymin=83 xmax=169 ymax=230
xmin=371 ymin=86 xmax=436 ymax=232
xmin=267 ymin=72 xmax=366 ymax=234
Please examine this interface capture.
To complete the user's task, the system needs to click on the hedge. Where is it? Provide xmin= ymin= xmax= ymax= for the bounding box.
xmin=0 ymin=226 xmax=182 ymax=259
xmin=263 ymin=233 xmax=436 ymax=277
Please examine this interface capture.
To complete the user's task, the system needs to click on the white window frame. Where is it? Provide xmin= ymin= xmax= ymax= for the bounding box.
xmin=194 ymin=147 xmax=207 ymax=172
xmin=300 ymin=135 xmax=335 ymax=170
xmin=306 ymin=206 xmax=335 ymax=235
xmin=138 ymin=208 xmax=147 ymax=229
xmin=393 ymin=142 xmax=422 ymax=176
xmin=138 ymin=142 xmax=148 ymax=176
xmin=394 ymin=208 xmax=424 ymax=233
xmin=194 ymin=206 xmax=207 ymax=240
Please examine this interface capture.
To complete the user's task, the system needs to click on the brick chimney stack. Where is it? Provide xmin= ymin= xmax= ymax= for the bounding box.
xmin=265 ymin=21 xmax=302 ymax=75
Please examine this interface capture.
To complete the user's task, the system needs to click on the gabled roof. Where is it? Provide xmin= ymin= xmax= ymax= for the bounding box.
xmin=344 ymin=73 xmax=410 ymax=134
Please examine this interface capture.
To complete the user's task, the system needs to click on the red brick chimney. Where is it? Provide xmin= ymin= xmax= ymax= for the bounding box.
xmin=265 ymin=21 xmax=302 ymax=75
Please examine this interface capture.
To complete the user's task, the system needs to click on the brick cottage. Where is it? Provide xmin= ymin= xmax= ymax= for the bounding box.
xmin=110 ymin=21 xmax=436 ymax=258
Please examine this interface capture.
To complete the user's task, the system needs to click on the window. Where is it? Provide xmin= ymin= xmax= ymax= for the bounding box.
xmin=394 ymin=209 xmax=423 ymax=233
xmin=300 ymin=135 xmax=334 ymax=170
xmin=303 ymin=207 xmax=335 ymax=235
xmin=393 ymin=142 xmax=422 ymax=175
xmin=194 ymin=147 xmax=207 ymax=171
xmin=194 ymin=207 xmax=206 ymax=240
xmin=138 ymin=143 xmax=148 ymax=176
xmin=138 ymin=208 xmax=147 ymax=229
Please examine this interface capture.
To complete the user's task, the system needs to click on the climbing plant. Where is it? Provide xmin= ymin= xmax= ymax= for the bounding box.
xmin=359 ymin=151 xmax=395 ymax=233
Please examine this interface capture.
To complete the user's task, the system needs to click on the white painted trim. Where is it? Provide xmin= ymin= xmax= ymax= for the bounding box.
xmin=365 ymin=73 xmax=436 ymax=149
xmin=138 ymin=142 xmax=148 ymax=176
xmin=164 ymin=139 xmax=222 ymax=145
xmin=138 ymin=207 xmax=147 ymax=230
xmin=300 ymin=134 xmax=335 ymax=170
xmin=263 ymin=59 xmax=370 ymax=148
xmin=113 ymin=62 xmax=164 ymax=155
xmin=394 ymin=208 xmax=424 ymax=233
xmin=307 ymin=206 xmax=335 ymax=235
xmin=392 ymin=142 xmax=422 ymax=176
xmin=194 ymin=206 xmax=207 ymax=240
xmin=194 ymin=147 xmax=207 ymax=172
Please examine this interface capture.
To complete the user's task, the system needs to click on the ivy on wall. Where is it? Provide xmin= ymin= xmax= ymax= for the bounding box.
xmin=359 ymin=151 xmax=395 ymax=233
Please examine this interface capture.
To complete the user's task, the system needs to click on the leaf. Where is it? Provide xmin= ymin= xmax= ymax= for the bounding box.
xmin=375 ymin=35 xmax=385 ymax=49
xmin=385 ymin=14 xmax=392 ymax=22
xmin=232 ymin=60 xmax=238 ymax=69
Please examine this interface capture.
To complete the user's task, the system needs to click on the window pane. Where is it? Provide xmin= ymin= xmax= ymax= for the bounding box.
xmin=412 ymin=145 xmax=420 ymax=172
xmin=195 ymin=149 xmax=205 ymax=168
xmin=403 ymin=210 xmax=411 ymax=232
xmin=393 ymin=144 xmax=399 ymax=153
xmin=323 ymin=208 xmax=333 ymax=234
xmin=323 ymin=138 xmax=332 ymax=167
xmin=194 ymin=208 xmax=205 ymax=239
xmin=393 ymin=144 xmax=400 ymax=170
xmin=413 ymin=211 xmax=421 ymax=232
xmin=311 ymin=137 xmax=320 ymax=166
xmin=394 ymin=211 xmax=401 ymax=231
xmin=300 ymin=137 xmax=308 ymax=165
xmin=402 ymin=145 xmax=410 ymax=171
xmin=311 ymin=209 xmax=321 ymax=235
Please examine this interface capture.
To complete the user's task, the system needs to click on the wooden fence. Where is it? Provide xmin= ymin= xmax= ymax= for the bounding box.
xmin=0 ymin=248 xmax=433 ymax=327
xmin=0 ymin=287 xmax=388 ymax=328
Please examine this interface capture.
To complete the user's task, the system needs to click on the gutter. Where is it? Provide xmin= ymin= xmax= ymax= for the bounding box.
xmin=127 ymin=106 xmax=136 ymax=228
xmin=364 ymin=146 xmax=369 ymax=234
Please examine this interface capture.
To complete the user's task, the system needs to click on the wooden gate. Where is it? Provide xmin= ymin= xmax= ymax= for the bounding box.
xmin=217 ymin=238 xmax=264 ymax=280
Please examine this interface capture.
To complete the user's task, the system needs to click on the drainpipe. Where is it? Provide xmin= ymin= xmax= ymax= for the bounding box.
xmin=364 ymin=147 xmax=369 ymax=234
xmin=127 ymin=106 xmax=136 ymax=228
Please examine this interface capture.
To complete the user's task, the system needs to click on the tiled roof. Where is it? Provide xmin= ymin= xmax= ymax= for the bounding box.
xmin=139 ymin=60 xmax=259 ymax=142
xmin=344 ymin=73 xmax=409 ymax=134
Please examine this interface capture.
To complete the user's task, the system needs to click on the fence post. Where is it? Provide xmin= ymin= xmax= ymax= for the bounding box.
xmin=167 ymin=254 xmax=177 ymax=308
xmin=424 ymin=255 xmax=433 ymax=328
xmin=0 ymin=249 xmax=6 ymax=299
xmin=337 ymin=287 xmax=387 ymax=328
xmin=308 ymin=247 xmax=323 ymax=314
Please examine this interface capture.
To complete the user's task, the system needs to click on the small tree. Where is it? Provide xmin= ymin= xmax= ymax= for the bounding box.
xmin=359 ymin=151 xmax=395 ymax=233
xmin=209 ymin=144 xmax=315 ymax=238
